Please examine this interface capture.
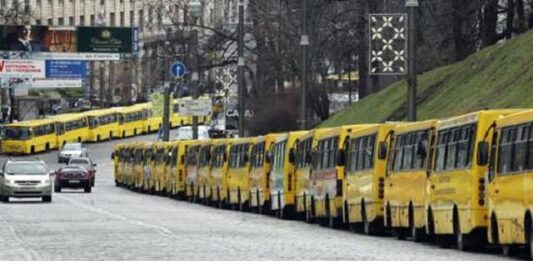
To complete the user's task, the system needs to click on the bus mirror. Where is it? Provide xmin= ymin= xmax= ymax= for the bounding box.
xmin=378 ymin=142 xmax=388 ymax=160
xmin=477 ymin=141 xmax=489 ymax=166
xmin=288 ymin=149 xmax=295 ymax=164
xmin=337 ymin=149 xmax=346 ymax=167
xmin=416 ymin=140 xmax=428 ymax=158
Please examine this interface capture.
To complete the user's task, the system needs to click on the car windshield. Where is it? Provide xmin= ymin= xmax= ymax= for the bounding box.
xmin=5 ymin=162 xmax=47 ymax=175
xmin=4 ymin=127 xmax=32 ymax=141
xmin=61 ymin=166 xmax=86 ymax=172
xmin=63 ymin=143 xmax=82 ymax=150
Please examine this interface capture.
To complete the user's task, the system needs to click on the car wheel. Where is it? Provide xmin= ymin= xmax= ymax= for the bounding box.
xmin=91 ymin=178 xmax=95 ymax=187
xmin=42 ymin=195 xmax=52 ymax=202
xmin=54 ymin=186 xmax=61 ymax=193
xmin=1 ymin=195 xmax=9 ymax=203
xmin=84 ymin=184 xmax=92 ymax=193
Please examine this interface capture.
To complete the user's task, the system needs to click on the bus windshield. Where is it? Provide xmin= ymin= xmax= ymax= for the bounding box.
xmin=4 ymin=127 xmax=32 ymax=140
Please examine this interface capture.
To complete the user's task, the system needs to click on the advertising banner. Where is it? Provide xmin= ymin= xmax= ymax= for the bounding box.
xmin=0 ymin=59 xmax=46 ymax=78
xmin=0 ymin=25 xmax=138 ymax=55
xmin=45 ymin=60 xmax=88 ymax=78
xmin=1 ymin=51 xmax=121 ymax=61
xmin=0 ymin=78 xmax=82 ymax=89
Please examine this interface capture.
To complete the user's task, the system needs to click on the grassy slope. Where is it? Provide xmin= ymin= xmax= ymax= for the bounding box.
xmin=320 ymin=30 xmax=533 ymax=127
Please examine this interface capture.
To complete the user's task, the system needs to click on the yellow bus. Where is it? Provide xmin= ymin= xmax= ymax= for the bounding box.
xmin=1 ymin=119 xmax=58 ymax=154
xmin=112 ymin=144 xmax=123 ymax=186
xmin=384 ymin=120 xmax=437 ymax=241
xmin=195 ymin=141 xmax=213 ymax=204
xmin=135 ymin=103 xmax=161 ymax=134
xmin=152 ymin=142 xmax=169 ymax=195
xmin=226 ymin=138 xmax=254 ymax=210
xmin=427 ymin=109 xmax=521 ymax=250
xmin=141 ymin=142 xmax=155 ymax=193
xmin=484 ymin=110 xmax=533 ymax=256
xmin=53 ymin=113 xmax=90 ymax=145
xmin=294 ymin=129 xmax=332 ymax=221
xmin=310 ymin=125 xmax=371 ymax=228
xmin=344 ymin=123 xmax=395 ymax=234
xmin=209 ymin=139 xmax=230 ymax=208
xmin=131 ymin=142 xmax=146 ymax=192
xmin=116 ymin=106 xmax=145 ymax=138
xmin=119 ymin=143 xmax=135 ymax=189
xmin=270 ymin=131 xmax=308 ymax=219
xmin=249 ymin=134 xmax=279 ymax=213
xmin=85 ymin=108 xmax=120 ymax=142
xmin=184 ymin=140 xmax=201 ymax=200
xmin=168 ymin=141 xmax=189 ymax=200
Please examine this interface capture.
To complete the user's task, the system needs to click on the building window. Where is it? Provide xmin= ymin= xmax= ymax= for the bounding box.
xmin=35 ymin=19 xmax=42 ymax=25
xmin=69 ymin=16 xmax=74 ymax=26
xmin=80 ymin=15 xmax=85 ymax=26
xmin=58 ymin=17 xmax=64 ymax=26
xmin=47 ymin=18 xmax=53 ymax=25
xmin=130 ymin=10 xmax=134 ymax=26
xmin=100 ymin=0 xmax=104 ymax=5
xmin=110 ymin=12 xmax=115 ymax=26
xmin=120 ymin=11 xmax=124 ymax=27
xmin=90 ymin=14 xmax=95 ymax=26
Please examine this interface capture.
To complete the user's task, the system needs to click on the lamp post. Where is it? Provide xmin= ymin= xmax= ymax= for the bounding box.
xmin=237 ymin=0 xmax=245 ymax=137
xmin=189 ymin=0 xmax=202 ymax=140
xmin=299 ymin=0 xmax=309 ymax=130
xmin=406 ymin=0 xmax=418 ymax=121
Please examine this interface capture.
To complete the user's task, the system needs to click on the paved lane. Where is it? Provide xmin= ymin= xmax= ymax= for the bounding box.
xmin=0 ymin=133 xmax=514 ymax=261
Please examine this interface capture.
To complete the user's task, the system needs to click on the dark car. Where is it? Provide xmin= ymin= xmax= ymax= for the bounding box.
xmin=54 ymin=166 xmax=91 ymax=193
xmin=68 ymin=157 xmax=97 ymax=187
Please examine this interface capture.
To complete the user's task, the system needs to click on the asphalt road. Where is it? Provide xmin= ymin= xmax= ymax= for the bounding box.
xmin=0 ymin=133 xmax=517 ymax=261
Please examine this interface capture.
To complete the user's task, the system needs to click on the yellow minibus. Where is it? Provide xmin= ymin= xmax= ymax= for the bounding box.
xmin=53 ymin=113 xmax=90 ymax=145
xmin=226 ymin=138 xmax=254 ymax=210
xmin=249 ymin=134 xmax=279 ymax=213
xmin=2 ymin=119 xmax=58 ymax=154
xmin=85 ymin=108 xmax=120 ymax=142
xmin=116 ymin=106 xmax=145 ymax=138
xmin=209 ymin=139 xmax=230 ymax=208
xmin=384 ymin=120 xmax=437 ymax=241
xmin=270 ymin=131 xmax=308 ymax=219
xmin=195 ymin=141 xmax=213 ymax=204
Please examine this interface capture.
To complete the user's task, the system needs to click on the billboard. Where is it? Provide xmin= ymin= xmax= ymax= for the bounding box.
xmin=0 ymin=25 xmax=138 ymax=55
xmin=0 ymin=59 xmax=46 ymax=78
xmin=45 ymin=60 xmax=88 ymax=78
xmin=0 ymin=78 xmax=82 ymax=89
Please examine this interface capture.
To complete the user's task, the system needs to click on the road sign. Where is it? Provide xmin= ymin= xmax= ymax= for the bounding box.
xmin=170 ymin=61 xmax=187 ymax=78
xmin=179 ymin=99 xmax=212 ymax=116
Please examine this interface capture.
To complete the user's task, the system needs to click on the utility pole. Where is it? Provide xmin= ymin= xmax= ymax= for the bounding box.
xmin=162 ymin=85 xmax=170 ymax=141
xmin=8 ymin=83 xmax=15 ymax=123
xmin=406 ymin=0 xmax=418 ymax=121
xmin=191 ymin=29 xmax=199 ymax=140
xmin=299 ymin=0 xmax=309 ymax=130
xmin=237 ymin=0 xmax=245 ymax=137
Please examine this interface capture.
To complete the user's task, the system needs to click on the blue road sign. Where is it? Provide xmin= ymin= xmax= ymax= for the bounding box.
xmin=45 ymin=60 xmax=88 ymax=78
xmin=170 ymin=61 xmax=187 ymax=78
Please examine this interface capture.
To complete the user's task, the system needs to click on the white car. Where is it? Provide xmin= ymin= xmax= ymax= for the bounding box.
xmin=58 ymin=143 xmax=88 ymax=163
xmin=0 ymin=159 xmax=53 ymax=203
xmin=175 ymin=125 xmax=210 ymax=140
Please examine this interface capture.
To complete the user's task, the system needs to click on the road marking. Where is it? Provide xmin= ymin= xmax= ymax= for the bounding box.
xmin=0 ymin=210 xmax=43 ymax=261
xmin=58 ymin=194 xmax=176 ymax=237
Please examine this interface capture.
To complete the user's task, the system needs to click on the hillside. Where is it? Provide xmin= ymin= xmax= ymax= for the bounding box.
xmin=320 ymin=30 xmax=533 ymax=127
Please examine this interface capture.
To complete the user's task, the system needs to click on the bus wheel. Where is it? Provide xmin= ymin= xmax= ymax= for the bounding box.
xmin=45 ymin=143 xmax=50 ymax=151
xmin=410 ymin=205 xmax=425 ymax=242
xmin=217 ymin=187 xmax=222 ymax=209
xmin=134 ymin=129 xmax=137 ymax=136
xmin=526 ymin=213 xmax=533 ymax=260
xmin=122 ymin=131 xmax=126 ymax=138
xmin=77 ymin=137 xmax=81 ymax=142
xmin=257 ymin=190 xmax=262 ymax=214
xmin=148 ymin=126 xmax=151 ymax=133
xmin=326 ymin=196 xmax=335 ymax=228
xmin=237 ymin=188 xmax=242 ymax=211
xmin=30 ymin=146 xmax=35 ymax=154
xmin=304 ymin=193 xmax=311 ymax=223
xmin=97 ymin=135 xmax=101 ymax=142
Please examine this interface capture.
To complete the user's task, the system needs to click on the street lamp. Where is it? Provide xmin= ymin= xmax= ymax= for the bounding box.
xmin=189 ymin=0 xmax=202 ymax=140
xmin=299 ymin=0 xmax=309 ymax=130
xmin=406 ymin=0 xmax=418 ymax=121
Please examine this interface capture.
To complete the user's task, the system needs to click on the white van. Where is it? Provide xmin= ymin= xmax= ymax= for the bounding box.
xmin=175 ymin=125 xmax=210 ymax=140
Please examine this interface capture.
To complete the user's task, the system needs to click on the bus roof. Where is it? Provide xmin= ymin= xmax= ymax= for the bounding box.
xmin=316 ymin=124 xmax=377 ymax=140
xmin=84 ymin=108 xmax=118 ymax=117
xmin=437 ymin=109 xmax=524 ymax=129
xmin=49 ymin=113 xmax=87 ymax=122
xmin=348 ymin=123 xmax=397 ymax=138
xmin=392 ymin=119 xmax=439 ymax=135
xmin=4 ymin=118 xmax=56 ymax=127
xmin=496 ymin=109 xmax=533 ymax=127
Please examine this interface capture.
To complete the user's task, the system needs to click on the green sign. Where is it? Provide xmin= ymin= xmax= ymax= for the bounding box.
xmin=150 ymin=93 xmax=165 ymax=117
xmin=77 ymin=27 xmax=138 ymax=53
